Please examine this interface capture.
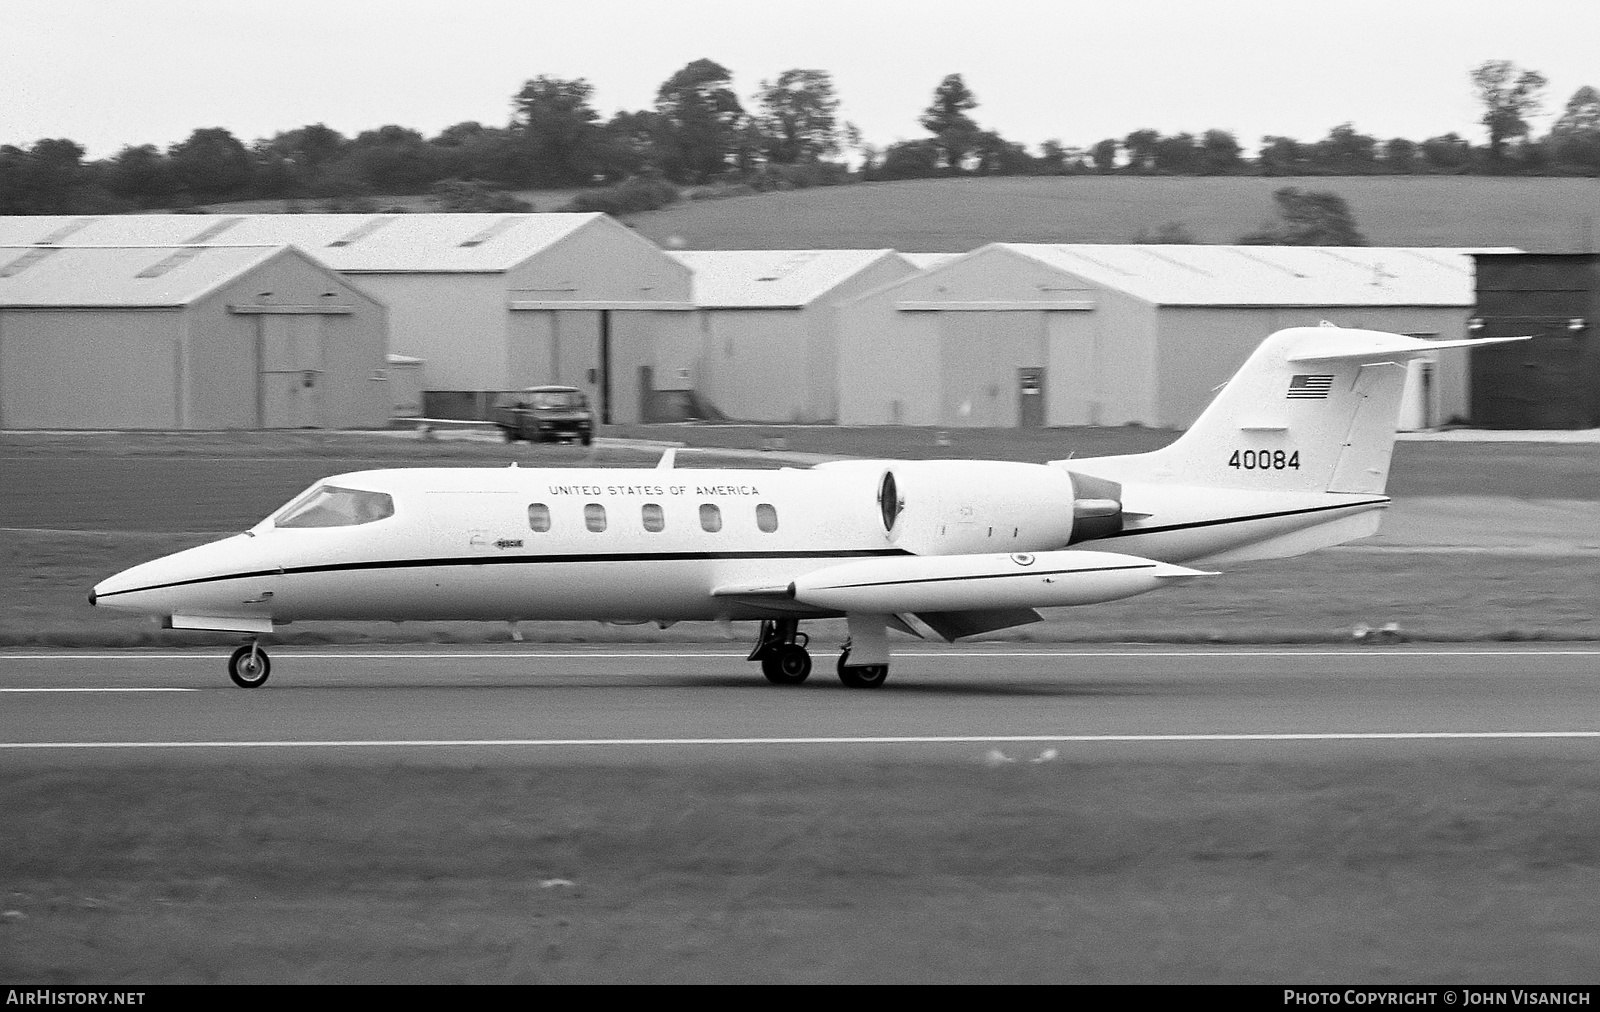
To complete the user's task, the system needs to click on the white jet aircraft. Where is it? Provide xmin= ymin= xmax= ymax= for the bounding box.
xmin=91 ymin=325 xmax=1523 ymax=689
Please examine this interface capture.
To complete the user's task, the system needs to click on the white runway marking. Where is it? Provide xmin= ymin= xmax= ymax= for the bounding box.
xmin=5 ymin=649 xmax=1600 ymax=661
xmin=5 ymin=731 xmax=1600 ymax=750
xmin=0 ymin=687 xmax=196 ymax=693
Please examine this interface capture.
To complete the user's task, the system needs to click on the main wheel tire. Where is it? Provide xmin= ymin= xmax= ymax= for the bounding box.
xmin=836 ymin=650 xmax=888 ymax=688
xmin=501 ymin=428 xmax=517 ymax=443
xmin=762 ymin=645 xmax=811 ymax=685
xmin=581 ymin=433 xmax=593 ymax=446
xmin=228 ymin=644 xmax=270 ymax=688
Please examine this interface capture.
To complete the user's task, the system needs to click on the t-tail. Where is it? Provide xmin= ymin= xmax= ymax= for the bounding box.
xmin=1059 ymin=324 xmax=1526 ymax=495
xmin=1052 ymin=325 xmax=1527 ymax=566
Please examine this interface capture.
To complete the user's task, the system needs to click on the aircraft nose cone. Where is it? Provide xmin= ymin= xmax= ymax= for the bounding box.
xmin=89 ymin=589 xmax=97 ymax=607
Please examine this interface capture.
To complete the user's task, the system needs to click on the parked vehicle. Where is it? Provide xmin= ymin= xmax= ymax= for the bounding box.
xmin=492 ymin=386 xmax=594 ymax=445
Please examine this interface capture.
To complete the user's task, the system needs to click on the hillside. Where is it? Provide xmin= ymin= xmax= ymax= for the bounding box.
xmin=622 ymin=175 xmax=1600 ymax=252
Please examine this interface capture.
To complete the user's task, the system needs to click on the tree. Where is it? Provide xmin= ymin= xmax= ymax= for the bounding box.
xmin=1037 ymin=139 xmax=1069 ymax=174
xmin=430 ymin=121 xmax=521 ymax=186
xmin=1382 ymin=138 xmax=1418 ymax=173
xmin=105 ymin=143 xmax=179 ymax=206
xmin=1314 ymin=123 xmax=1379 ymax=173
xmin=653 ymin=59 xmax=745 ymax=183
xmin=1471 ymin=60 xmax=1548 ymax=165
xmin=918 ymin=74 xmax=980 ymax=170
xmin=253 ymin=123 xmax=348 ymax=197
xmin=1549 ymin=86 xmax=1600 ymax=172
xmin=972 ymin=131 xmax=1035 ymax=175
xmin=1199 ymin=130 xmax=1243 ymax=174
xmin=429 ymin=178 xmax=534 ymax=212
xmin=168 ymin=127 xmax=254 ymax=202
xmin=595 ymin=110 xmax=662 ymax=181
xmin=1419 ymin=132 xmax=1473 ymax=171
xmin=753 ymin=69 xmax=841 ymax=164
xmin=0 ymin=138 xmax=106 ymax=213
xmin=1258 ymin=135 xmax=1309 ymax=175
xmin=1089 ymin=138 xmax=1118 ymax=173
xmin=346 ymin=125 xmax=443 ymax=194
xmin=1237 ymin=186 xmax=1367 ymax=245
xmin=510 ymin=75 xmax=603 ymax=186
xmin=872 ymin=139 xmax=941 ymax=180
xmin=1152 ymin=133 xmax=1203 ymax=173
xmin=1122 ymin=129 xmax=1160 ymax=172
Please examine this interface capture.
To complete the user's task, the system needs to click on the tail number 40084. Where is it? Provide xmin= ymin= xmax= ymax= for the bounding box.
xmin=1229 ymin=449 xmax=1300 ymax=470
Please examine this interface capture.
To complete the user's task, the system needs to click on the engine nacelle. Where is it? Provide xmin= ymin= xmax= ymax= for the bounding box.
xmin=874 ymin=460 xmax=1078 ymax=555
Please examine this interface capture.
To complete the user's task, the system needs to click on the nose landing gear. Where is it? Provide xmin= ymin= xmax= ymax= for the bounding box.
xmin=749 ymin=619 xmax=812 ymax=684
xmin=228 ymin=640 xmax=271 ymax=688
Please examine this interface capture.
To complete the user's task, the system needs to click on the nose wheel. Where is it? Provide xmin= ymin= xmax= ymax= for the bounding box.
xmin=228 ymin=641 xmax=271 ymax=688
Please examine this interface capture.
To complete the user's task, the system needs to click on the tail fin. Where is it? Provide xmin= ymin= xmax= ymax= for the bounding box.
xmin=1061 ymin=325 xmax=1526 ymax=494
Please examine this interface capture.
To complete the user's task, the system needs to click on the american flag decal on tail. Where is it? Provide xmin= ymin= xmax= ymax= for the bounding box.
xmin=1287 ymin=374 xmax=1334 ymax=399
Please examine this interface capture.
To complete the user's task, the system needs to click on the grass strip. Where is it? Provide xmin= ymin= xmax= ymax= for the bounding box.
xmin=4 ymin=756 xmax=1600 ymax=983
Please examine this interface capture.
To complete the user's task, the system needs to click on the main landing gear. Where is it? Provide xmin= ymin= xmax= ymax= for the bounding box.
xmin=837 ymin=643 xmax=889 ymax=689
xmin=228 ymin=640 xmax=271 ymax=688
xmin=748 ymin=620 xmax=891 ymax=688
xmin=749 ymin=619 xmax=812 ymax=684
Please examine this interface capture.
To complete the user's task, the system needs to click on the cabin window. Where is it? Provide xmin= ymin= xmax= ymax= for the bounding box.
xmin=699 ymin=503 xmax=722 ymax=533
xmin=756 ymin=503 xmax=779 ymax=533
xmin=274 ymin=485 xmax=393 ymax=528
xmin=584 ymin=503 xmax=607 ymax=532
xmin=528 ymin=503 xmax=551 ymax=532
xmin=642 ymin=503 xmax=665 ymax=532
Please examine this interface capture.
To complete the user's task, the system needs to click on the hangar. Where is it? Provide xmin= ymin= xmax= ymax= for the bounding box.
xmin=837 ymin=243 xmax=1487 ymax=429
xmin=669 ymin=249 xmax=919 ymax=421
xmin=0 ymin=244 xmax=387 ymax=430
xmin=1468 ymin=252 xmax=1599 ymax=428
xmin=0 ymin=213 xmax=695 ymax=424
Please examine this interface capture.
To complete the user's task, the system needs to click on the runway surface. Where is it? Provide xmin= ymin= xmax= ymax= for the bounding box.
xmin=3 ymin=644 xmax=1598 ymax=766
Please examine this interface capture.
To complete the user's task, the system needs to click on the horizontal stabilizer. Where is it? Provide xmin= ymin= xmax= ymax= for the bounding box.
xmin=1288 ymin=333 xmax=1528 ymax=363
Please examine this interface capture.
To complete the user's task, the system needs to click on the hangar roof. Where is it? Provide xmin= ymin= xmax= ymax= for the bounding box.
xmin=0 ymin=244 xmax=304 ymax=307
xmin=670 ymin=249 xmax=910 ymax=307
xmin=901 ymin=253 xmax=965 ymax=270
xmin=0 ymin=213 xmax=608 ymax=274
xmin=996 ymin=244 xmax=1502 ymax=307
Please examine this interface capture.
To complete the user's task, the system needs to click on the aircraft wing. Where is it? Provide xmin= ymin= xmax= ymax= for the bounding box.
xmin=713 ymin=549 xmax=1211 ymax=638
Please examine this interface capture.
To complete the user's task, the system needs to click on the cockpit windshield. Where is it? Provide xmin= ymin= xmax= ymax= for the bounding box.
xmin=273 ymin=485 xmax=394 ymax=528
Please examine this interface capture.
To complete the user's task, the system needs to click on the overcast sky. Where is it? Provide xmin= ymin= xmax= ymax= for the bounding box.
xmin=5 ymin=0 xmax=1598 ymax=159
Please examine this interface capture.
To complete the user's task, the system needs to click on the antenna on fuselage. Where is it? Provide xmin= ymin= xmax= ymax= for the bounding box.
xmin=657 ymin=448 xmax=677 ymax=470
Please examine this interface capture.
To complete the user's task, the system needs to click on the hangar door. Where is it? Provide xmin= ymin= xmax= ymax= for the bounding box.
xmin=507 ymin=310 xmax=604 ymax=421
xmin=937 ymin=312 xmax=1047 ymax=427
xmin=257 ymin=314 xmax=325 ymax=428
xmin=1470 ymin=323 xmax=1593 ymax=428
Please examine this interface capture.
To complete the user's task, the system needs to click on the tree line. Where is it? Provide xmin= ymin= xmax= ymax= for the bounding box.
xmin=3 ymin=58 xmax=1596 ymax=217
